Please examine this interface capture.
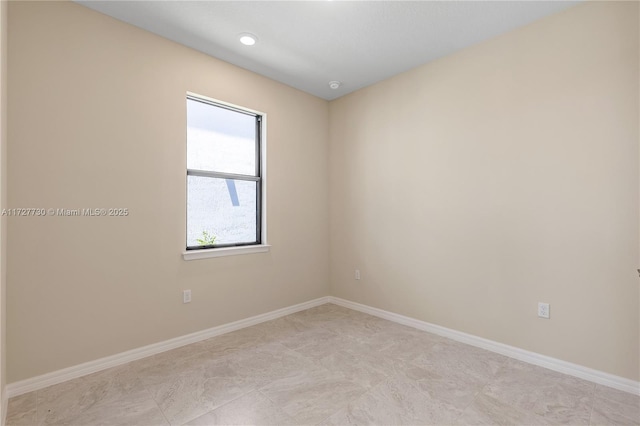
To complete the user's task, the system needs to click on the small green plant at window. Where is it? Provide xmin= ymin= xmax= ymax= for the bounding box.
xmin=196 ymin=230 xmax=217 ymax=246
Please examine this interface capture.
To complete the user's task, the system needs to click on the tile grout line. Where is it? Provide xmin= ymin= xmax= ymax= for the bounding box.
xmin=140 ymin=381 xmax=171 ymax=426
xmin=179 ymin=389 xmax=259 ymax=426
xmin=404 ymin=340 xmax=513 ymax=424
xmin=587 ymin=388 xmax=595 ymax=426
xmin=454 ymin=375 xmax=492 ymax=422
xmin=123 ymin=358 xmax=171 ymax=426
xmin=138 ymin=332 xmax=278 ymax=425
xmin=261 ymin=339 xmax=373 ymax=425
xmin=589 ymin=381 xmax=598 ymax=425
xmin=593 ymin=384 xmax=640 ymax=408
xmin=584 ymin=382 xmax=640 ymax=426
xmin=312 ymin=378 xmax=384 ymax=425
xmin=254 ymin=389 xmax=298 ymax=424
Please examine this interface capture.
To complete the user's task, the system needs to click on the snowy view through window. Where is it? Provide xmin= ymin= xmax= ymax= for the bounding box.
xmin=187 ymin=98 xmax=259 ymax=247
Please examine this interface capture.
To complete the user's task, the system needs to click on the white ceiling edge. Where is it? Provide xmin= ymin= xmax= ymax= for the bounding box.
xmin=75 ymin=1 xmax=581 ymax=101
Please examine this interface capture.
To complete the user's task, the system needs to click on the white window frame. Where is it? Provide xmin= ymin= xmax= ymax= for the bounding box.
xmin=183 ymin=92 xmax=269 ymax=260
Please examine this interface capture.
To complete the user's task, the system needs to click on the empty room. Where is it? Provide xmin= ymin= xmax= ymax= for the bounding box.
xmin=0 ymin=0 xmax=638 ymax=425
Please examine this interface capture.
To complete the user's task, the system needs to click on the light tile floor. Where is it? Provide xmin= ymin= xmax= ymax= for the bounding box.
xmin=6 ymin=304 xmax=640 ymax=425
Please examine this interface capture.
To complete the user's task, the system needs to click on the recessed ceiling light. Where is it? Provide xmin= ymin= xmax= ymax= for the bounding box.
xmin=239 ymin=33 xmax=258 ymax=46
xmin=329 ymin=81 xmax=342 ymax=90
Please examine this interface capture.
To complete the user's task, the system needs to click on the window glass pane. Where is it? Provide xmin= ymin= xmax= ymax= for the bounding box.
xmin=187 ymin=175 xmax=257 ymax=247
xmin=187 ymin=99 xmax=256 ymax=176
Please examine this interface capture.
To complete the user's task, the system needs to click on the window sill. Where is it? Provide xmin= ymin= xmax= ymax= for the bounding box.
xmin=182 ymin=244 xmax=271 ymax=261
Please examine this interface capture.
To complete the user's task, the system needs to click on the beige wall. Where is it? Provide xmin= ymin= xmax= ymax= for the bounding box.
xmin=329 ymin=1 xmax=639 ymax=381
xmin=1 ymin=0 xmax=7 ymax=418
xmin=6 ymin=0 xmax=639 ymax=386
xmin=7 ymin=1 xmax=329 ymax=383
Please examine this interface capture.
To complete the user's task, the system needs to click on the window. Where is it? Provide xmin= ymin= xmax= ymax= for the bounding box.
xmin=184 ymin=94 xmax=267 ymax=259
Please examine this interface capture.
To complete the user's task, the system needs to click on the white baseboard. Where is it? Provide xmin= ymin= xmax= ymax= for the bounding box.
xmin=6 ymin=296 xmax=330 ymax=398
xmin=7 ymin=295 xmax=639 ymax=399
xmin=328 ymin=296 xmax=640 ymax=396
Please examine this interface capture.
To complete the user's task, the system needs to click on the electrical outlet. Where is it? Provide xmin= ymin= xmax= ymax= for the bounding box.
xmin=355 ymin=269 xmax=361 ymax=280
xmin=538 ymin=302 xmax=550 ymax=319
xmin=183 ymin=289 xmax=192 ymax=304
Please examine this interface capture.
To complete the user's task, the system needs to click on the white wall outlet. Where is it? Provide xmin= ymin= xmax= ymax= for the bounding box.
xmin=183 ymin=289 xmax=192 ymax=304
xmin=355 ymin=269 xmax=361 ymax=280
xmin=538 ymin=302 xmax=550 ymax=319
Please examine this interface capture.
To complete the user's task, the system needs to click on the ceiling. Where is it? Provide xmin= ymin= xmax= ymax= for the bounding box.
xmin=77 ymin=1 xmax=579 ymax=101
